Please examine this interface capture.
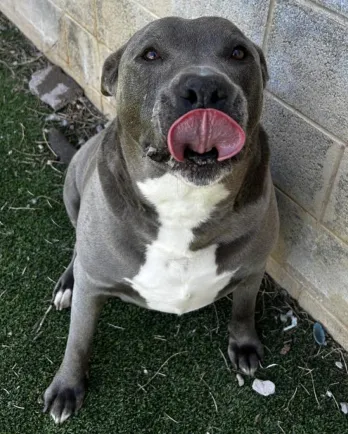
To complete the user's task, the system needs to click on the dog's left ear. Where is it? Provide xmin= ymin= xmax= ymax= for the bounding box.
xmin=254 ymin=44 xmax=269 ymax=88
xmin=101 ymin=44 xmax=127 ymax=96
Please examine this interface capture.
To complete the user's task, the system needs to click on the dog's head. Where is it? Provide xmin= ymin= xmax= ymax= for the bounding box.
xmin=102 ymin=17 xmax=268 ymax=186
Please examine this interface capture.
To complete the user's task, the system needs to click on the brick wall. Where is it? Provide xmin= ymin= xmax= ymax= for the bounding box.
xmin=1 ymin=0 xmax=347 ymax=348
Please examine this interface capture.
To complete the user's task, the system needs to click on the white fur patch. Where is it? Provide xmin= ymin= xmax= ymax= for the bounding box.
xmin=125 ymin=173 xmax=237 ymax=314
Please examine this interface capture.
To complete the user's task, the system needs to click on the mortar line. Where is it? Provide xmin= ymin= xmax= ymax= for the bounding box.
xmin=92 ymin=0 xmax=98 ymax=38
xmin=266 ymin=256 xmax=305 ymax=298
xmin=64 ymin=11 xmax=96 ymax=39
xmin=319 ymin=147 xmax=345 ymax=223
xmin=93 ymin=0 xmax=103 ymax=98
xmin=304 ymin=0 xmax=348 ymax=26
xmin=275 ymin=187 xmax=348 ymax=246
xmin=274 ymin=186 xmax=318 ymax=221
xmin=262 ymin=0 xmax=277 ymax=53
xmin=63 ymin=2 xmax=159 ymax=47
xmin=63 ymin=13 xmax=70 ymax=67
xmin=129 ymin=0 xmax=160 ymax=19
xmin=265 ymin=90 xmax=348 ymax=147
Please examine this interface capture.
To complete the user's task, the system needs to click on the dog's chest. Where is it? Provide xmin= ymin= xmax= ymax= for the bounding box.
xmin=125 ymin=174 xmax=236 ymax=314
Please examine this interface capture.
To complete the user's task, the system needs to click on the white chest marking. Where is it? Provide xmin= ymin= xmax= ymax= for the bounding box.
xmin=125 ymin=174 xmax=237 ymax=314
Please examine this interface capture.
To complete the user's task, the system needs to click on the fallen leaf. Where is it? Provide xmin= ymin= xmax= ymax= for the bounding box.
xmin=280 ymin=343 xmax=291 ymax=355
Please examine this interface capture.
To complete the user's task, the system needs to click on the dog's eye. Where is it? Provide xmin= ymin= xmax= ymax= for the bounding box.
xmin=231 ymin=46 xmax=246 ymax=60
xmin=142 ymin=48 xmax=161 ymax=61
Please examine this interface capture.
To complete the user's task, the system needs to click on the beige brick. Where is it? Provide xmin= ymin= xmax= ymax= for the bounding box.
xmin=101 ymin=96 xmax=117 ymax=120
xmin=45 ymin=11 xmax=68 ymax=64
xmin=313 ymin=0 xmax=348 ymax=18
xmin=273 ymin=189 xmax=348 ymax=328
xmin=84 ymin=86 xmax=102 ymax=112
xmin=172 ymin=0 xmax=269 ymax=46
xmin=267 ymin=0 xmax=348 ymax=141
xmin=0 ymin=0 xmax=14 ymax=15
xmin=134 ymin=0 xmax=169 ymax=17
xmin=266 ymin=257 xmax=303 ymax=300
xmin=3 ymin=2 xmax=44 ymax=52
xmin=66 ymin=15 xmax=100 ymax=90
xmin=299 ymin=288 xmax=348 ymax=350
xmin=25 ymin=0 xmax=62 ymax=45
xmin=66 ymin=0 xmax=96 ymax=35
xmin=323 ymin=149 xmax=348 ymax=243
xmin=49 ymin=0 xmax=66 ymax=10
xmin=263 ymin=93 xmax=343 ymax=219
xmin=98 ymin=44 xmax=113 ymax=94
xmin=13 ymin=0 xmax=68 ymax=63
xmin=96 ymin=0 xmax=156 ymax=50
xmin=98 ymin=44 xmax=113 ymax=66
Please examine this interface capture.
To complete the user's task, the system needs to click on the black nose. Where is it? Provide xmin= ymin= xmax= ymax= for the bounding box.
xmin=179 ymin=75 xmax=229 ymax=110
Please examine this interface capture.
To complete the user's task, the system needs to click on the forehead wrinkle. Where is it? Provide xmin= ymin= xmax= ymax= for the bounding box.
xmin=126 ymin=19 xmax=256 ymax=64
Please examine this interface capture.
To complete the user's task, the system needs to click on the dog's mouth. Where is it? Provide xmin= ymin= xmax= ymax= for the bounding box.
xmin=167 ymin=108 xmax=246 ymax=163
xmin=184 ymin=147 xmax=219 ymax=165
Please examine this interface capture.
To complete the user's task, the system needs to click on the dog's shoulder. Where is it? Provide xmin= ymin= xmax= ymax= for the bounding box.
xmin=234 ymin=125 xmax=270 ymax=211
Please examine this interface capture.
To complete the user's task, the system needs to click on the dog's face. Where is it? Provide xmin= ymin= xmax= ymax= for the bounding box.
xmin=102 ymin=17 xmax=268 ymax=185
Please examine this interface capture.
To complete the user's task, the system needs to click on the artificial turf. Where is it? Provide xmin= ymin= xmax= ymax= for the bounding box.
xmin=0 ymin=13 xmax=348 ymax=434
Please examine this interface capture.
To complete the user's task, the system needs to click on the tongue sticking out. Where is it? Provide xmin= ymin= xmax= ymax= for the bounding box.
xmin=167 ymin=108 xmax=246 ymax=162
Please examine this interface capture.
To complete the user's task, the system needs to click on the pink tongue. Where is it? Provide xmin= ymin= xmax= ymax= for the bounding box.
xmin=167 ymin=108 xmax=246 ymax=162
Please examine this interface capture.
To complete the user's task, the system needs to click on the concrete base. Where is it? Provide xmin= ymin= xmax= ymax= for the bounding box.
xmin=267 ymin=257 xmax=348 ymax=350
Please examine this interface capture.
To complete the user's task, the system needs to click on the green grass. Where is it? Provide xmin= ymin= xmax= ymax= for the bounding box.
xmin=0 ymin=13 xmax=348 ymax=434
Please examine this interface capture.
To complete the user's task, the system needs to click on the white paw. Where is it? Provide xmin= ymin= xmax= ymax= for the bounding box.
xmin=53 ymin=288 xmax=72 ymax=310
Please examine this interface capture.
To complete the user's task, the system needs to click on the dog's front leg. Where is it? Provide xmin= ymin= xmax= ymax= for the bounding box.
xmin=228 ymin=271 xmax=264 ymax=376
xmin=43 ymin=269 xmax=105 ymax=424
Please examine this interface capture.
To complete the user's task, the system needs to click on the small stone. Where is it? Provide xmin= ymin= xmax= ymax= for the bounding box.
xmin=252 ymin=379 xmax=275 ymax=396
xmin=236 ymin=373 xmax=244 ymax=387
xmin=340 ymin=402 xmax=348 ymax=415
xmin=29 ymin=66 xmax=83 ymax=111
xmin=335 ymin=361 xmax=343 ymax=370
xmin=313 ymin=322 xmax=327 ymax=346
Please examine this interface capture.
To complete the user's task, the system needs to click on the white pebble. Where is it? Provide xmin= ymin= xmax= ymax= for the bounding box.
xmin=236 ymin=373 xmax=244 ymax=387
xmin=252 ymin=379 xmax=275 ymax=396
xmin=340 ymin=402 xmax=348 ymax=415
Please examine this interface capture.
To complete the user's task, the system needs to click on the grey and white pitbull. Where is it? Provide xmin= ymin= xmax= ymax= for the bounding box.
xmin=43 ymin=16 xmax=279 ymax=423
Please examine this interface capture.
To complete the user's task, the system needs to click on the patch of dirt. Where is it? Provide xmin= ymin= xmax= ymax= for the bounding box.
xmin=0 ymin=12 xmax=107 ymax=154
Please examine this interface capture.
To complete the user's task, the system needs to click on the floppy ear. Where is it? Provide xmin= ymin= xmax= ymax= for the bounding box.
xmin=254 ymin=44 xmax=269 ymax=88
xmin=101 ymin=45 xmax=127 ymax=96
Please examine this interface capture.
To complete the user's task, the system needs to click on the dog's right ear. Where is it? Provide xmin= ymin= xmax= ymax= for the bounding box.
xmin=101 ymin=45 xmax=127 ymax=97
